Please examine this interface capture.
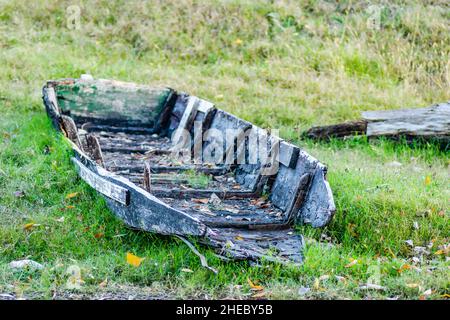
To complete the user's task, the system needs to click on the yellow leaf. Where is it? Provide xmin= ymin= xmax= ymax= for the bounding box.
xmin=442 ymin=294 xmax=450 ymax=299
xmin=424 ymin=175 xmax=431 ymax=186
xmin=234 ymin=38 xmax=243 ymax=45
xmin=23 ymin=222 xmax=37 ymax=230
xmin=406 ymin=283 xmax=419 ymax=288
xmin=247 ymin=278 xmax=264 ymax=291
xmin=434 ymin=250 xmax=444 ymax=255
xmin=66 ymin=205 xmax=75 ymax=209
xmin=66 ymin=192 xmax=79 ymax=199
xmin=313 ymin=278 xmax=320 ymax=290
xmin=126 ymin=252 xmax=145 ymax=267
xmin=235 ymin=236 xmax=244 ymax=241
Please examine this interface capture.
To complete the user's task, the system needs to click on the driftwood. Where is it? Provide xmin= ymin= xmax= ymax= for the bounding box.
xmin=304 ymin=102 xmax=450 ymax=143
xmin=42 ymin=76 xmax=336 ymax=265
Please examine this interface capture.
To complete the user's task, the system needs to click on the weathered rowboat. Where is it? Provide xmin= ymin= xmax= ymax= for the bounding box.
xmin=42 ymin=75 xmax=335 ymax=265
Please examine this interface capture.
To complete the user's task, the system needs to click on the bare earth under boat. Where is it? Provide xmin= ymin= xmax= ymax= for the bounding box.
xmin=42 ymin=76 xmax=336 ymax=265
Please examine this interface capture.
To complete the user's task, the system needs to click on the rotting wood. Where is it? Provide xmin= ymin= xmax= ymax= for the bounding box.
xmin=304 ymin=102 xmax=450 ymax=143
xmin=143 ymin=161 xmax=151 ymax=193
xmin=43 ymin=76 xmax=337 ymax=265
xmin=61 ymin=115 xmax=83 ymax=150
xmin=304 ymin=120 xmax=367 ymax=140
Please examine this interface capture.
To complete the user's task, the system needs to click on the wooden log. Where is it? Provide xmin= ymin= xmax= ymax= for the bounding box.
xmin=363 ymin=102 xmax=450 ymax=138
xmin=304 ymin=120 xmax=367 ymax=140
xmin=304 ymin=102 xmax=450 ymax=142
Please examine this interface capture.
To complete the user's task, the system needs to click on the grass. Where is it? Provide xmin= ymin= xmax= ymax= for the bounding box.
xmin=0 ymin=0 xmax=449 ymax=299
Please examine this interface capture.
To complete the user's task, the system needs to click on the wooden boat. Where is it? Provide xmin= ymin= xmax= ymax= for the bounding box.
xmin=42 ymin=75 xmax=335 ymax=265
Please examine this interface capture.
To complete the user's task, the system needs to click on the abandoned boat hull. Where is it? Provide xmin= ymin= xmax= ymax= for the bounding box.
xmin=42 ymin=76 xmax=335 ymax=264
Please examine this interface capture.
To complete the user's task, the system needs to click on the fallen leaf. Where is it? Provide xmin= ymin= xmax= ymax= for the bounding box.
xmin=441 ymin=294 xmax=450 ymax=299
xmin=424 ymin=175 xmax=431 ymax=186
xmin=192 ymin=198 xmax=209 ymax=204
xmin=126 ymin=252 xmax=145 ymax=267
xmin=66 ymin=205 xmax=75 ymax=209
xmin=23 ymin=222 xmax=39 ymax=231
xmin=65 ymin=192 xmax=79 ymax=199
xmin=235 ymin=236 xmax=244 ymax=241
xmin=345 ymin=258 xmax=358 ymax=268
xmin=247 ymin=278 xmax=263 ymax=291
xmin=94 ymin=232 xmax=104 ymax=239
xmin=55 ymin=216 xmax=65 ymax=223
xmin=99 ymin=278 xmax=108 ymax=288
xmin=234 ymin=38 xmax=243 ymax=45
xmin=406 ymin=283 xmax=419 ymax=288
xmin=313 ymin=278 xmax=320 ymax=290
xmin=398 ymin=264 xmax=411 ymax=273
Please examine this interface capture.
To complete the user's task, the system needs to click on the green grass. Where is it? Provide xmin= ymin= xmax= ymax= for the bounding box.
xmin=0 ymin=0 xmax=448 ymax=299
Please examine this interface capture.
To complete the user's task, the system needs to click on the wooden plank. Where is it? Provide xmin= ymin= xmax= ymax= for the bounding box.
xmin=151 ymin=188 xmax=258 ymax=199
xmin=72 ymin=157 xmax=130 ymax=205
xmin=278 ymin=141 xmax=300 ymax=169
xmin=171 ymin=96 xmax=199 ymax=145
xmin=54 ymin=78 xmax=172 ymax=128
xmin=364 ymin=102 xmax=450 ymax=137
xmin=362 ymin=102 xmax=449 ymax=121
xmin=270 ymin=150 xmax=318 ymax=214
xmin=297 ymin=163 xmax=336 ymax=228
xmin=197 ymin=98 xmax=215 ymax=113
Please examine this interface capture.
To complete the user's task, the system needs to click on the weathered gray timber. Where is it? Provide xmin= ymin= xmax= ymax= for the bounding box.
xmin=305 ymin=102 xmax=450 ymax=143
xmin=363 ymin=102 xmax=450 ymax=138
xmin=42 ymin=75 xmax=337 ymax=265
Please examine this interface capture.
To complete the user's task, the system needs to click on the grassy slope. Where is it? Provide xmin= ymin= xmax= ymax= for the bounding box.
xmin=0 ymin=0 xmax=448 ymax=299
